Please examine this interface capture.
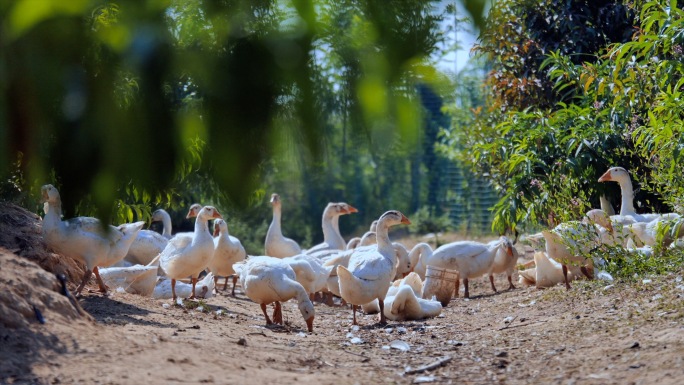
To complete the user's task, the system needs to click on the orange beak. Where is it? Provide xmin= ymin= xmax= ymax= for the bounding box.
xmin=598 ymin=170 xmax=612 ymax=182
xmin=402 ymin=272 xmax=409 ymax=278
xmin=213 ymin=225 xmax=219 ymax=237
xmin=305 ymin=316 xmax=314 ymax=333
xmin=346 ymin=205 xmax=359 ymax=214
xmin=401 ymin=215 xmax=411 ymax=225
xmin=212 ymin=211 xmax=223 ymax=220
xmin=186 ymin=209 xmax=197 ymax=219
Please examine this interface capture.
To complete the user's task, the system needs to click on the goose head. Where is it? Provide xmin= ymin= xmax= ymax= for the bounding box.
xmin=186 ymin=203 xmax=202 ymax=219
xmin=499 ymin=236 xmax=515 ymax=258
xmin=151 ymin=209 xmax=166 ymax=222
xmin=359 ymin=231 xmax=376 ymax=246
xmin=377 ymin=210 xmax=411 ymax=229
xmin=584 ymin=209 xmax=613 ymax=233
xmin=298 ymin=300 xmax=315 ymax=332
xmin=41 ymin=184 xmax=61 ymax=205
xmin=369 ymin=220 xmax=378 ymax=232
xmin=213 ymin=218 xmax=227 ymax=236
xmin=270 ymin=193 xmax=281 ymax=207
xmin=598 ymin=167 xmax=630 ymax=183
xmin=339 ymin=203 xmax=358 ymax=215
xmin=198 ymin=206 xmax=223 ymax=221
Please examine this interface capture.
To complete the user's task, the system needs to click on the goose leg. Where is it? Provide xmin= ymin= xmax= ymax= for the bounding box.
xmin=454 ymin=278 xmax=459 ymax=298
xmin=93 ymin=267 xmax=108 ymax=293
xmin=75 ymin=269 xmax=93 ymax=297
xmin=507 ymin=274 xmax=516 ymax=290
xmin=272 ymin=301 xmax=283 ymax=324
xmin=580 ymin=266 xmax=593 ymax=280
xmin=213 ymin=275 xmax=219 ymax=292
xmin=325 ymin=293 xmax=335 ymax=307
xmin=378 ymin=299 xmax=387 ymax=325
xmin=223 ymin=276 xmax=229 ymax=291
xmin=463 ymin=278 xmax=470 ymax=299
xmin=489 ymin=275 xmax=498 ymax=293
xmin=260 ymin=303 xmax=273 ymax=325
xmin=352 ymin=305 xmax=358 ymax=325
xmin=562 ymin=265 xmax=571 ymax=290
xmin=171 ymin=279 xmax=177 ymax=301
xmin=189 ymin=277 xmax=198 ymax=299
xmin=231 ymin=276 xmax=238 ymax=296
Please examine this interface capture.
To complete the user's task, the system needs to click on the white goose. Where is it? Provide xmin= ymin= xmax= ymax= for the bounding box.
xmin=265 ymin=194 xmax=302 ymax=258
xmin=159 ymin=206 xmax=222 ymax=300
xmin=41 ymin=184 xmax=145 ymax=296
xmin=415 ymin=237 xmax=515 ymax=299
xmin=233 ymin=256 xmax=315 ymax=332
xmin=208 ymin=218 xmax=246 ymax=295
xmin=306 ymin=202 xmax=358 ymax=255
xmin=385 ymin=283 xmax=442 ymax=321
xmin=598 ymin=167 xmax=680 ymax=223
xmin=322 ymin=236 xmax=412 ymax=300
xmin=362 ymin=271 xmax=424 ymax=313
xmin=337 ymin=210 xmax=411 ymax=325
xmin=626 ymin=217 xmax=684 ymax=247
xmin=145 ymin=204 xmax=205 ymax=273
xmin=541 ymin=221 xmax=599 ymax=290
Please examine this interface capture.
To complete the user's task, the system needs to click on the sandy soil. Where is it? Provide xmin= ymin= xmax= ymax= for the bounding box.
xmin=2 ymin=246 xmax=683 ymax=385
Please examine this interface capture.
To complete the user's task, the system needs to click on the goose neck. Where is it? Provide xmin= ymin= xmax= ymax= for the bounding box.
xmin=193 ymin=215 xmax=211 ymax=241
xmin=618 ymin=177 xmax=636 ymax=215
xmin=160 ymin=212 xmax=172 ymax=238
xmin=272 ymin=205 xmax=282 ymax=226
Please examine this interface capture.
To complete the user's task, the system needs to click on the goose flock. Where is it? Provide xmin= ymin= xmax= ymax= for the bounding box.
xmin=37 ymin=166 xmax=684 ymax=332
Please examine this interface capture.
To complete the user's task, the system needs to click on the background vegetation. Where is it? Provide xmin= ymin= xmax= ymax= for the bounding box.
xmin=2 ymin=0 xmax=684 ymax=266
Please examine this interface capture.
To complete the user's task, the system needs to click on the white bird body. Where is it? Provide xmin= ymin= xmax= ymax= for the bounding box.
xmin=362 ymin=271 xmax=423 ymax=313
xmin=413 ymin=237 xmax=515 ymax=298
xmin=541 ymin=220 xmax=600 ymax=290
xmin=233 ymin=256 xmax=315 ymax=332
xmin=159 ymin=206 xmax=222 ymax=299
xmin=306 ymin=202 xmax=357 ymax=255
xmin=124 ymin=229 xmax=168 ymax=265
xmin=265 ymin=194 xmax=302 ymax=258
xmin=286 ymin=254 xmax=334 ymax=295
xmin=153 ymin=273 xmax=215 ymax=300
xmin=626 ymin=217 xmax=684 ymax=247
xmin=41 ymin=184 xmax=145 ymax=295
xmin=208 ymin=218 xmax=246 ymax=295
xmin=98 ymin=265 xmax=158 ymax=296
xmin=385 ymin=284 xmax=442 ymax=321
xmin=337 ymin=210 xmax=411 ymax=325
xmin=208 ymin=219 xmax=246 ymax=277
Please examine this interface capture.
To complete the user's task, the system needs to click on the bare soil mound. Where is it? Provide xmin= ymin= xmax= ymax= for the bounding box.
xmin=0 ymin=250 xmax=95 ymax=384
xmin=0 ymin=202 xmax=84 ymax=282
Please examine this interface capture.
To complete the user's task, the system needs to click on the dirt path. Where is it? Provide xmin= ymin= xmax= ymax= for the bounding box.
xmin=5 ymin=269 xmax=683 ymax=385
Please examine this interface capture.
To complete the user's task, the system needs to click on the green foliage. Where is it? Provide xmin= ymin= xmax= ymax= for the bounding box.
xmin=408 ymin=206 xmax=452 ymax=235
xmin=598 ymin=245 xmax=684 ymax=281
xmin=1 ymin=0 xmax=465 ymax=251
xmin=442 ymin=0 xmax=684 ymax=235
